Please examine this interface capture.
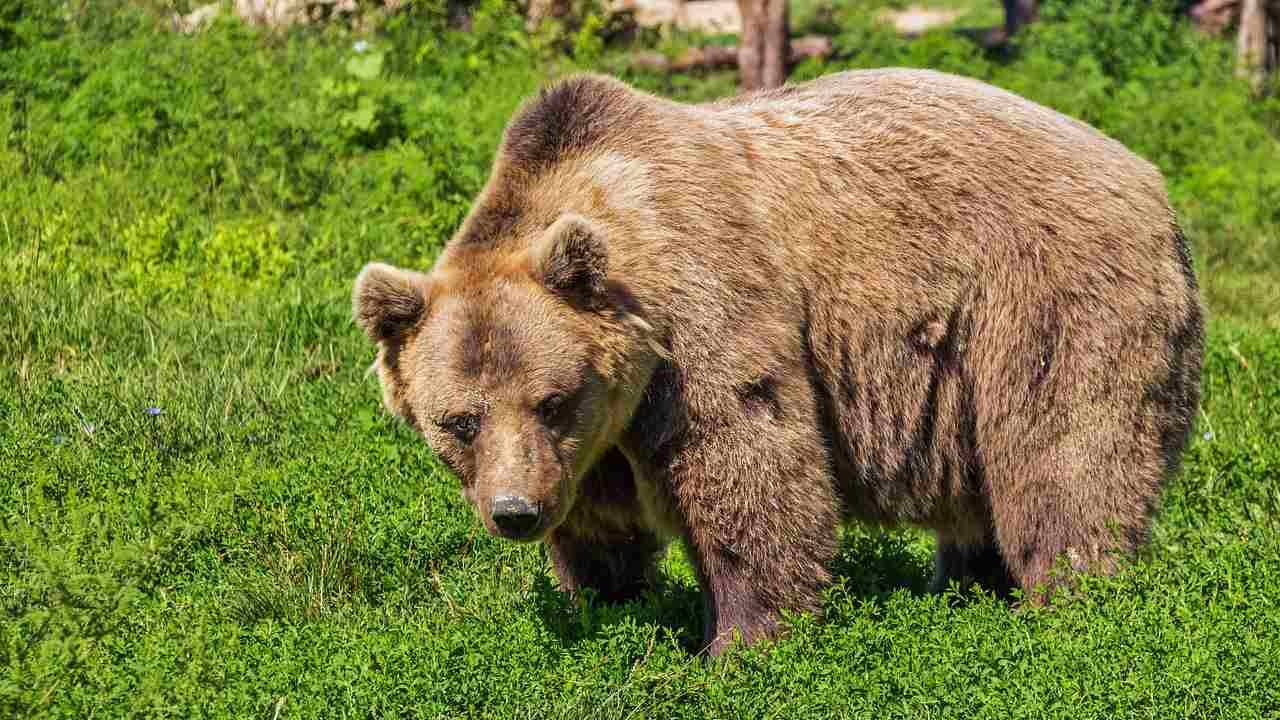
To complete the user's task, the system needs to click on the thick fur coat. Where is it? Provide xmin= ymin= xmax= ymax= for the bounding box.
xmin=353 ymin=69 xmax=1204 ymax=655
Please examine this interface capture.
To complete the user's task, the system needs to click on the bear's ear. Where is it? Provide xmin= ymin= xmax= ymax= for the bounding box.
xmin=352 ymin=262 xmax=429 ymax=345
xmin=530 ymin=214 xmax=609 ymax=309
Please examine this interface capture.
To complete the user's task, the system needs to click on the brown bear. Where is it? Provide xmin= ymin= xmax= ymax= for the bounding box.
xmin=353 ymin=69 xmax=1203 ymax=656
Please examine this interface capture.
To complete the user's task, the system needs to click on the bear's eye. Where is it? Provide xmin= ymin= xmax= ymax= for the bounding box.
xmin=438 ymin=413 xmax=480 ymax=444
xmin=536 ymin=393 xmax=568 ymax=425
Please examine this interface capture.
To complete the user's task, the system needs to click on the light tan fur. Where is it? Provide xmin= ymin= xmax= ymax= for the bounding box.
xmin=354 ymin=69 xmax=1203 ymax=656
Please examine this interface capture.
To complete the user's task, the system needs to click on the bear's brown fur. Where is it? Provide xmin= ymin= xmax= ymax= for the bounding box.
xmin=353 ymin=69 xmax=1204 ymax=656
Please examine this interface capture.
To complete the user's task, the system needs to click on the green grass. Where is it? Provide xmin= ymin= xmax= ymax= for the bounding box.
xmin=3 ymin=0 xmax=1279 ymax=717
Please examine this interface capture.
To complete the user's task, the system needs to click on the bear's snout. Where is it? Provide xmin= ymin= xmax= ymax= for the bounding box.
xmin=489 ymin=494 xmax=542 ymax=540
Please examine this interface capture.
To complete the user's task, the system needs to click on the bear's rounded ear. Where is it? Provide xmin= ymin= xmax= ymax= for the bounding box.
xmin=531 ymin=213 xmax=609 ymax=309
xmin=352 ymin=262 xmax=429 ymax=345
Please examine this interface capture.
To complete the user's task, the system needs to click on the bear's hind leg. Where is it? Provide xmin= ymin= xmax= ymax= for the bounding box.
xmin=975 ymin=292 xmax=1196 ymax=602
xmin=986 ymin=448 xmax=1156 ymax=603
xmin=983 ymin=384 xmax=1177 ymax=601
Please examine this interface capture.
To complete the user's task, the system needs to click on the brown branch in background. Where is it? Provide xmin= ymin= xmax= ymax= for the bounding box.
xmin=631 ymin=34 xmax=831 ymax=74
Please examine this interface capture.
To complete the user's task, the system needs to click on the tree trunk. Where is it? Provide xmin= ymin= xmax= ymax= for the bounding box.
xmin=762 ymin=0 xmax=789 ymax=89
xmin=1268 ymin=1 xmax=1280 ymax=80
xmin=1003 ymin=0 xmax=1038 ymax=36
xmin=1238 ymin=0 xmax=1269 ymax=91
xmin=736 ymin=0 xmax=788 ymax=91
xmin=980 ymin=0 xmax=1036 ymax=47
xmin=1271 ymin=2 xmax=1280 ymax=74
xmin=736 ymin=0 xmax=763 ymax=91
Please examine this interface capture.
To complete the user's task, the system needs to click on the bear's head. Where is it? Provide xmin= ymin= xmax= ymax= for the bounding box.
xmin=353 ymin=214 xmax=661 ymax=542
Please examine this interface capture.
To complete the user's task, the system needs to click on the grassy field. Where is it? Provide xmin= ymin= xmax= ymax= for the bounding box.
xmin=3 ymin=0 xmax=1279 ymax=717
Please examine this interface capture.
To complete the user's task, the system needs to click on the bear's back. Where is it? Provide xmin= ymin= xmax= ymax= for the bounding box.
xmin=648 ymin=68 xmax=1182 ymax=296
xmin=708 ymin=68 xmax=1160 ymax=187
xmin=466 ymin=69 xmax=1188 ymax=328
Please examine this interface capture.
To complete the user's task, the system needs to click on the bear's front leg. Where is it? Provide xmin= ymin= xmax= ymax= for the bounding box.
xmin=547 ymin=525 xmax=662 ymax=604
xmin=546 ymin=447 xmax=663 ymax=604
xmin=673 ymin=409 xmax=841 ymax=656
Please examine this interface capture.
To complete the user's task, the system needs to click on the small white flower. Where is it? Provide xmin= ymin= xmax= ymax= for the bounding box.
xmin=353 ymin=40 xmax=370 ymax=54
xmin=1203 ymin=430 xmax=1214 ymax=441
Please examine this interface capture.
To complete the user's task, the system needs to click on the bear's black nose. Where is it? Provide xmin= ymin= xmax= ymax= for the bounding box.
xmin=491 ymin=495 xmax=540 ymax=539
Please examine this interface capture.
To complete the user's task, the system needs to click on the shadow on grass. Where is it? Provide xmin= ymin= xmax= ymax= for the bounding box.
xmin=828 ymin=527 xmax=935 ymax=599
xmin=531 ymin=526 xmax=944 ymax=654
xmin=531 ymin=568 xmax=706 ymax=654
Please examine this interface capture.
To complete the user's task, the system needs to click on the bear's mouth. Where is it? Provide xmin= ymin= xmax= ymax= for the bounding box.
xmin=491 ymin=520 xmax=547 ymax=542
